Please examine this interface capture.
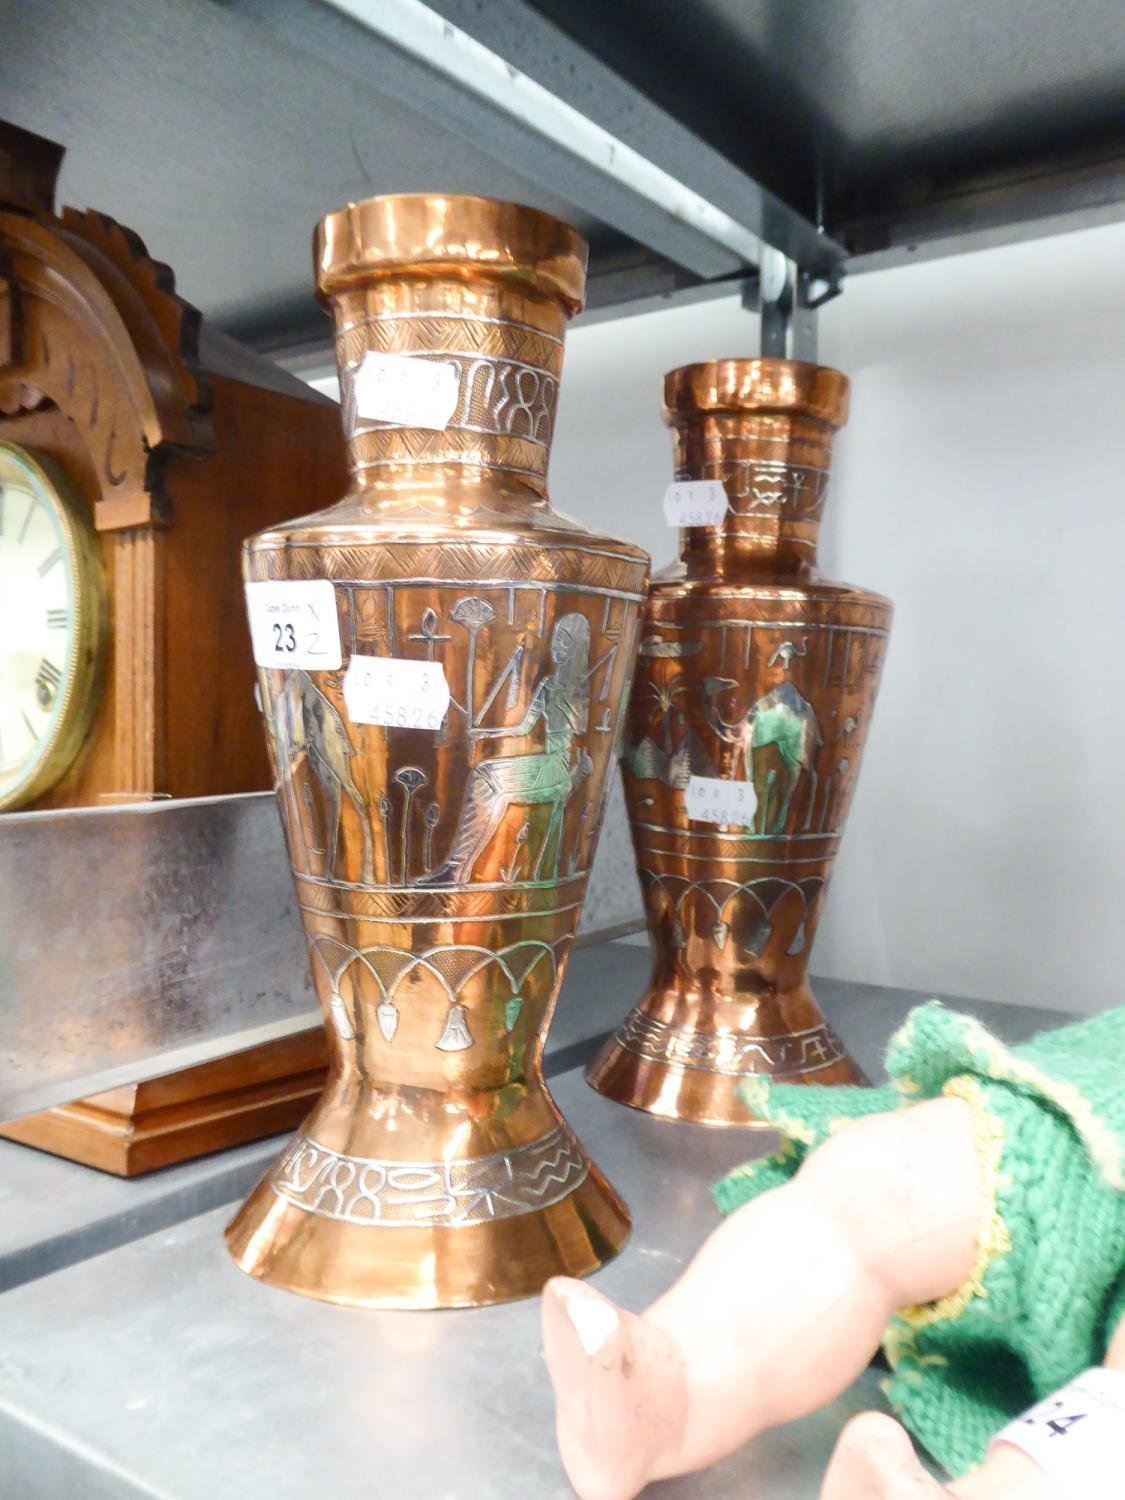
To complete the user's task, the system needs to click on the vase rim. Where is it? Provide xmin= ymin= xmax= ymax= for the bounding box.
xmin=663 ymin=358 xmax=849 ymax=428
xmin=315 ymin=193 xmax=588 ymax=313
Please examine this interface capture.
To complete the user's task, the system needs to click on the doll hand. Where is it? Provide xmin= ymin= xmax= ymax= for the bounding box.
xmin=820 ymin=1413 xmax=949 ymax=1499
xmin=820 ymin=1411 xmax=1063 ymax=1500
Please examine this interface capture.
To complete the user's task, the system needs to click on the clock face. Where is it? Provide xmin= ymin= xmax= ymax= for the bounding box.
xmin=0 ymin=442 xmax=107 ymax=810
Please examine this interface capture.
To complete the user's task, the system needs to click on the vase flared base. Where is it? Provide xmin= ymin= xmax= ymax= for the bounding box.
xmin=224 ymin=1117 xmax=630 ymax=1309
xmin=586 ymin=1001 xmax=867 ymax=1127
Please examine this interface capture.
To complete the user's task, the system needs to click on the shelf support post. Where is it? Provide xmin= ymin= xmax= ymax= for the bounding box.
xmin=743 ymin=248 xmax=843 ymax=363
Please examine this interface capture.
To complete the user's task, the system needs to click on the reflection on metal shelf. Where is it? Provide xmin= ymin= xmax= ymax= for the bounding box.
xmin=0 ymin=793 xmax=315 ymax=1125
xmin=0 ymin=790 xmax=643 ymax=1126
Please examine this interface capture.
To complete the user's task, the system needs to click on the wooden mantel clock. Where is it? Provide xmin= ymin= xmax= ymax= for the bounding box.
xmin=0 ymin=120 xmax=338 ymax=1173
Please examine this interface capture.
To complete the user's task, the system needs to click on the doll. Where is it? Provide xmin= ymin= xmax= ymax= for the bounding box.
xmin=544 ymin=1001 xmax=1125 ymax=1499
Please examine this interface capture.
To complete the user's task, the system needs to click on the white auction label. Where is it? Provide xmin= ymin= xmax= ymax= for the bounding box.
xmin=245 ymin=580 xmax=342 ymax=670
xmin=343 ymin=654 xmax=450 ymax=731
xmin=685 ymin=775 xmax=758 ymax=827
xmin=353 ymin=352 xmax=461 ymax=430
xmin=992 ymin=1367 xmax=1125 ymax=1500
xmin=663 ymin=479 xmax=729 ymax=529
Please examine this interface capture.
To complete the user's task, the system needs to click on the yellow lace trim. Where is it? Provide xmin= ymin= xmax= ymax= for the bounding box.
xmin=739 ymin=1078 xmax=819 ymax=1148
xmin=957 ymin=1014 xmax=1124 ymax=1190
xmin=884 ymin=1075 xmax=1012 ymax=1368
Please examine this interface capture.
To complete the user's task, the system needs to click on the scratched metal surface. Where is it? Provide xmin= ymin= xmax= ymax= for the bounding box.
xmin=0 ymin=793 xmax=315 ymax=1124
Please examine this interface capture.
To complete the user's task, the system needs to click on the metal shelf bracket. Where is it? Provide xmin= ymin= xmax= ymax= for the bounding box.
xmin=742 ymin=251 xmax=844 ymax=363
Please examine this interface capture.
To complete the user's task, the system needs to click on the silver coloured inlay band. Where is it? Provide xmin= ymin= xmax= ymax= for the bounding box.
xmin=630 ymin=820 xmax=841 ymax=842
xmin=297 ymin=898 xmax=585 ymax=924
xmin=342 ymin=349 xmax=559 ymax=449
xmin=614 ymin=1009 xmax=846 ymax=1077
xmin=351 ymin=456 xmax=546 ymax=482
xmin=337 ymin=310 xmax=565 ymax=347
xmin=260 ymin=538 xmax=646 ymax=567
xmin=270 ymin=1127 xmax=588 ymax=1227
xmin=653 ymin=619 xmax=890 ymax=637
xmin=342 ymin=348 xmax=559 ymax=383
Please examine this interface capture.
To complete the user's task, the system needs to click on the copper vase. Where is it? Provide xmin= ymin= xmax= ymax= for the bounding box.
xmin=226 ymin=196 xmax=648 ymax=1306
xmin=587 ymin=360 xmax=891 ymax=1126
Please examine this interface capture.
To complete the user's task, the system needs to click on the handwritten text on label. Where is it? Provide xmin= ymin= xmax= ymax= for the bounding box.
xmin=992 ymin=1368 xmax=1125 ymax=1500
xmin=245 ymin=580 xmax=342 ymax=670
xmin=663 ymin=480 xmax=729 ymax=529
xmin=685 ymin=774 xmax=758 ymax=827
xmin=343 ymin=655 xmax=451 ymax=732
xmin=353 ymin=352 xmax=461 ymax=430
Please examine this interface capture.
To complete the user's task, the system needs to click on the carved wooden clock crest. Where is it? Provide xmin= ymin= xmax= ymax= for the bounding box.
xmin=0 ymin=121 xmax=343 ymax=1172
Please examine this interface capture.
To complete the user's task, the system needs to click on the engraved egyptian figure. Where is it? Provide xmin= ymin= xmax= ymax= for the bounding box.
xmin=702 ymin=677 xmax=821 ymax=835
xmin=420 ymin=611 xmax=593 ymax=886
xmin=281 ymin=670 xmax=375 ymax=884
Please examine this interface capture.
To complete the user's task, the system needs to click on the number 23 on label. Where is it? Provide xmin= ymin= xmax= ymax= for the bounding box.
xmin=245 ymin=580 xmax=343 ymax=670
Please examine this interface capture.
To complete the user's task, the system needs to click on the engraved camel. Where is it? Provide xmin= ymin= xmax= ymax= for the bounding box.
xmin=702 ymin=677 xmax=821 ymax=835
xmin=289 ymin=672 xmax=375 ymax=885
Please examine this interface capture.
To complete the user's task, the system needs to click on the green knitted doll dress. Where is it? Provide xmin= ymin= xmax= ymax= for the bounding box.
xmin=713 ymin=1001 xmax=1125 ymax=1478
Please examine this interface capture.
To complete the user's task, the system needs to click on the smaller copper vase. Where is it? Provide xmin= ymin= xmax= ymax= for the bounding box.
xmin=588 ymin=360 xmax=892 ymax=1126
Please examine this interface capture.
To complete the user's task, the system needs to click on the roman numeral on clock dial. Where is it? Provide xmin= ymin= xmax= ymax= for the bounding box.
xmin=35 ymin=658 xmax=62 ymax=706
xmin=17 ymin=497 xmax=36 ymax=544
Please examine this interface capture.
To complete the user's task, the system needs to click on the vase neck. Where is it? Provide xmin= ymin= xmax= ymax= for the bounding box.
xmin=331 ymin=277 xmax=568 ymax=502
xmin=671 ymin=410 xmax=838 ymax=578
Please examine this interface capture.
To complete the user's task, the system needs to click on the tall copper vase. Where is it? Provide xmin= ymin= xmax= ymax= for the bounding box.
xmin=588 ymin=360 xmax=891 ymax=1126
xmin=226 ymin=196 xmax=648 ymax=1306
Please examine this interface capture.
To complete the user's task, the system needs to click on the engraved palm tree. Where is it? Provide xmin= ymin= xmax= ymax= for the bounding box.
xmin=394 ymin=766 xmax=427 ymax=884
xmin=643 ymin=678 xmax=688 ymax=756
xmin=626 ymin=677 xmax=712 ymax=787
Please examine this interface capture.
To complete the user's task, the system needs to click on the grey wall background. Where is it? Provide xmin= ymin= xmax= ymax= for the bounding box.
xmin=309 ymin=215 xmax=1125 ymax=1012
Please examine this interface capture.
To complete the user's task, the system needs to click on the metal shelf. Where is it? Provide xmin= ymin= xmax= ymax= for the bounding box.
xmin=0 ymin=0 xmax=1119 ymax=1121
xmin=4 ymin=0 xmax=1120 ymax=364
xmin=521 ymin=0 xmax=1125 ymax=270
xmin=0 ymin=951 xmax=1068 ymax=1497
